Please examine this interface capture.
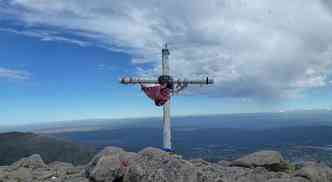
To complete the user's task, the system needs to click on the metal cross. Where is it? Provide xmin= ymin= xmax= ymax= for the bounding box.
xmin=120 ymin=44 xmax=214 ymax=151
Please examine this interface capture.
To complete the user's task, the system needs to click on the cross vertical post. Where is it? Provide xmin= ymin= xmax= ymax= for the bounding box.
xmin=162 ymin=44 xmax=172 ymax=150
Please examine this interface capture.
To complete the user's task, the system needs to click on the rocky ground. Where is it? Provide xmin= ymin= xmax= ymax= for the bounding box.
xmin=0 ymin=146 xmax=331 ymax=182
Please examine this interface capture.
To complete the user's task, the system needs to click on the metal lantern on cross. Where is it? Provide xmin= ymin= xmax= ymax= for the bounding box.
xmin=120 ymin=44 xmax=214 ymax=152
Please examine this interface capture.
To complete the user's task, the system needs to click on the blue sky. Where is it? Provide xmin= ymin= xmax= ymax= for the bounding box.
xmin=0 ymin=27 xmax=238 ymax=125
xmin=1 ymin=0 xmax=332 ymax=125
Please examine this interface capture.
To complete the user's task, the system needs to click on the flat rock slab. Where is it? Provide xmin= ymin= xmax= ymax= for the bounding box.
xmin=231 ymin=151 xmax=289 ymax=171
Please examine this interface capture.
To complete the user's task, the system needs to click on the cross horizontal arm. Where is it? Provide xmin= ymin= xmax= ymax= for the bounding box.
xmin=120 ymin=77 xmax=158 ymax=84
xmin=120 ymin=77 xmax=214 ymax=85
xmin=175 ymin=78 xmax=214 ymax=85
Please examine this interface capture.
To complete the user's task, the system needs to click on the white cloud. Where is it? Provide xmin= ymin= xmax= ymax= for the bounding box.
xmin=0 ymin=67 xmax=31 ymax=80
xmin=1 ymin=0 xmax=332 ymax=99
xmin=0 ymin=28 xmax=90 ymax=47
xmin=97 ymin=64 xmax=116 ymax=71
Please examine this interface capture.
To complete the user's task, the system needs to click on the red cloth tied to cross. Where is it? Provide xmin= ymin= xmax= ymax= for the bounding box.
xmin=141 ymin=84 xmax=171 ymax=106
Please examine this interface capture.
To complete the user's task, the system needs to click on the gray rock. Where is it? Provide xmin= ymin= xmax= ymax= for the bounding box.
xmin=49 ymin=161 xmax=81 ymax=176
xmin=124 ymin=147 xmax=197 ymax=182
xmin=231 ymin=151 xmax=289 ymax=172
xmin=217 ymin=166 xmax=289 ymax=182
xmin=217 ymin=160 xmax=231 ymax=167
xmin=85 ymin=146 xmax=137 ymax=182
xmin=194 ymin=163 xmax=224 ymax=182
xmin=0 ymin=154 xmax=88 ymax=182
xmin=8 ymin=154 xmax=47 ymax=171
xmin=49 ymin=161 xmax=74 ymax=169
xmin=0 ymin=155 xmax=52 ymax=182
xmin=190 ymin=159 xmax=210 ymax=167
xmin=294 ymin=162 xmax=332 ymax=182
xmin=2 ymin=147 xmax=332 ymax=182
xmin=267 ymin=177 xmax=310 ymax=182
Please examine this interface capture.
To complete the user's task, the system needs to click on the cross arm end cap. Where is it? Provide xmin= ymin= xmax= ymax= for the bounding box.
xmin=206 ymin=77 xmax=214 ymax=84
xmin=120 ymin=77 xmax=130 ymax=84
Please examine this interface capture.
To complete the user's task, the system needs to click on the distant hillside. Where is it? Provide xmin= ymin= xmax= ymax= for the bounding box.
xmin=0 ymin=132 xmax=97 ymax=165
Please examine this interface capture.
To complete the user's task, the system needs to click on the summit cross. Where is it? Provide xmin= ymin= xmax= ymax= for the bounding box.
xmin=120 ymin=44 xmax=214 ymax=152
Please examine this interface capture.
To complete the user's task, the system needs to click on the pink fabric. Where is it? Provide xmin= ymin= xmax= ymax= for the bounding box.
xmin=141 ymin=84 xmax=170 ymax=106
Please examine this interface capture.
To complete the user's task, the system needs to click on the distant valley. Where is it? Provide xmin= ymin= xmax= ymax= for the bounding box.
xmin=1 ymin=111 xmax=332 ymax=166
xmin=53 ymin=126 xmax=332 ymax=166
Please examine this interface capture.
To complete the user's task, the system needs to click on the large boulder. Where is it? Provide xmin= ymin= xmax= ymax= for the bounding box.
xmin=124 ymin=147 xmax=198 ymax=182
xmin=0 ymin=154 xmax=88 ymax=182
xmin=294 ymin=162 xmax=332 ymax=182
xmin=231 ymin=151 xmax=289 ymax=172
xmin=85 ymin=146 xmax=137 ymax=182
xmin=8 ymin=154 xmax=47 ymax=171
xmin=0 ymin=154 xmax=51 ymax=182
xmin=1 ymin=154 xmax=49 ymax=182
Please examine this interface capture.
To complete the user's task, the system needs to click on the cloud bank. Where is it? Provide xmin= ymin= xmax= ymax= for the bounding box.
xmin=1 ymin=0 xmax=332 ymax=99
xmin=0 ymin=67 xmax=31 ymax=80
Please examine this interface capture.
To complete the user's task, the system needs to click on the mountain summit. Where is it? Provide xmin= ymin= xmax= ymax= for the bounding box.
xmin=0 ymin=146 xmax=331 ymax=182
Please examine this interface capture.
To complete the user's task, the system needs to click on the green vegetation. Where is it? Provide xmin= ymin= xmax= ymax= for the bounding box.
xmin=0 ymin=132 xmax=97 ymax=165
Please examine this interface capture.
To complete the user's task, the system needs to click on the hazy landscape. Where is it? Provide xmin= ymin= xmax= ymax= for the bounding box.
xmin=1 ymin=110 xmax=331 ymax=166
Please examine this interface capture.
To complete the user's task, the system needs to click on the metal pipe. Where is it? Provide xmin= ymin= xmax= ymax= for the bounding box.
xmin=162 ymin=44 xmax=172 ymax=151
xmin=120 ymin=77 xmax=214 ymax=85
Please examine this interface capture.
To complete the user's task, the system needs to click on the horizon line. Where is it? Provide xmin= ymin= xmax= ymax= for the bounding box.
xmin=2 ymin=108 xmax=332 ymax=127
